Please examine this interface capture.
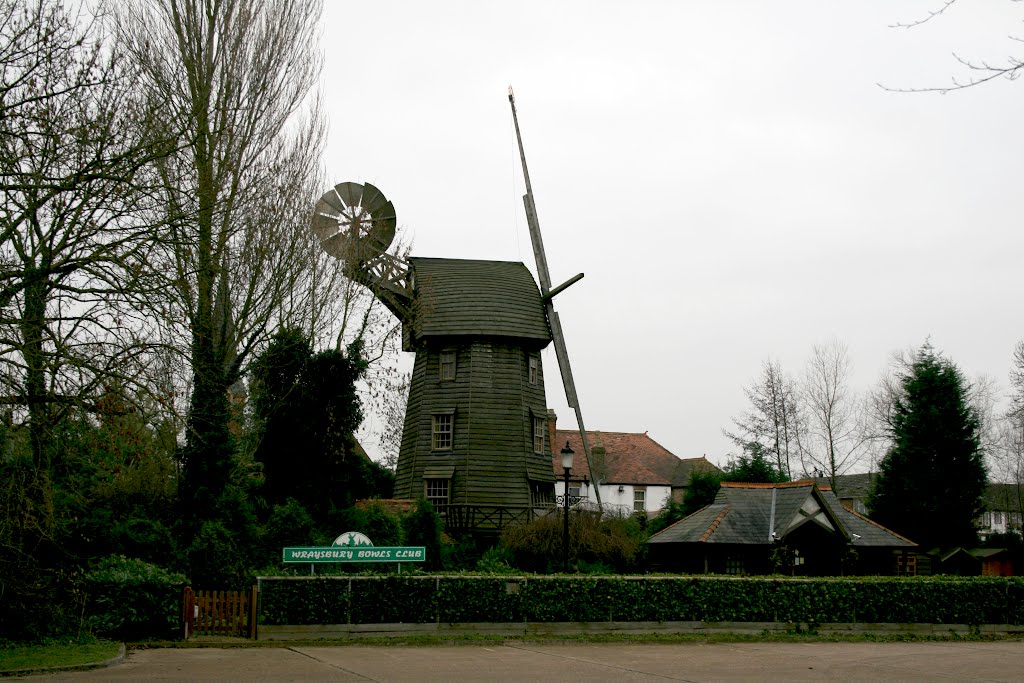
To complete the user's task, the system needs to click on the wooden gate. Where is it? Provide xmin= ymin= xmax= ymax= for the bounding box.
xmin=182 ymin=586 xmax=257 ymax=638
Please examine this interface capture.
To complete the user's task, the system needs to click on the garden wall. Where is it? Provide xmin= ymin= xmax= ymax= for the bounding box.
xmin=255 ymin=575 xmax=1024 ymax=640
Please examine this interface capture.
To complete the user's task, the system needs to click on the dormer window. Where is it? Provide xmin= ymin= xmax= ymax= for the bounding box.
xmin=440 ymin=350 xmax=456 ymax=381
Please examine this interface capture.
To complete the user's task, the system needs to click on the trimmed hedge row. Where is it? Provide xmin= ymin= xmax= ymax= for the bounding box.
xmin=84 ymin=555 xmax=187 ymax=640
xmin=258 ymin=575 xmax=1024 ymax=627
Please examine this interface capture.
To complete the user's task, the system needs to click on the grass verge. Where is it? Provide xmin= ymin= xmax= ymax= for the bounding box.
xmin=0 ymin=640 xmax=121 ymax=673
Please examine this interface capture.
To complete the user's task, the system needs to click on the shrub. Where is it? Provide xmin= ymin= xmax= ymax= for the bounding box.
xmin=476 ymin=546 xmax=516 ymax=574
xmin=401 ymin=499 xmax=443 ymax=570
xmin=341 ymin=501 xmax=402 ymax=546
xmin=110 ymin=518 xmax=176 ymax=567
xmin=501 ymin=511 xmax=644 ymax=573
xmin=82 ymin=555 xmax=186 ymax=641
xmin=261 ymin=498 xmax=321 ymax=563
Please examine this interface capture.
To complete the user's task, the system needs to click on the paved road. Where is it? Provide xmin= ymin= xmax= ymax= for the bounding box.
xmin=25 ymin=641 xmax=1024 ymax=682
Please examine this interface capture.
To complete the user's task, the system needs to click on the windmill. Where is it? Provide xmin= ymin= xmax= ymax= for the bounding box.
xmin=311 ymin=182 xmax=559 ymax=532
xmin=508 ymin=88 xmax=604 ymax=510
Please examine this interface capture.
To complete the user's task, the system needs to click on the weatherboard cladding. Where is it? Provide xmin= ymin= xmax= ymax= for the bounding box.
xmin=394 ymin=340 xmax=555 ymax=510
xmin=408 ymin=258 xmax=552 ymax=344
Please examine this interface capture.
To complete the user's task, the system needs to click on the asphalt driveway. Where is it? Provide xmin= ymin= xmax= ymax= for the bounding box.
xmin=24 ymin=640 xmax=1024 ymax=682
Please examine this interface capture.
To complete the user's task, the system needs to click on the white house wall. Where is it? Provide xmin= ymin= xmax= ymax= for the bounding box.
xmin=575 ymin=484 xmax=671 ymax=515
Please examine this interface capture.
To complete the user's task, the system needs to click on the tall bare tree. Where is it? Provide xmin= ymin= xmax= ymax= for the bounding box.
xmin=0 ymin=0 xmax=167 ymax=473
xmin=114 ymin=0 xmax=328 ymax=517
xmin=725 ymin=358 xmax=801 ymax=479
xmin=798 ymin=340 xmax=868 ymax=490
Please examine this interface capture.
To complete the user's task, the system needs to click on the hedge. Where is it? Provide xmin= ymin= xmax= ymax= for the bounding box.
xmin=83 ymin=555 xmax=187 ymax=640
xmin=257 ymin=575 xmax=1024 ymax=627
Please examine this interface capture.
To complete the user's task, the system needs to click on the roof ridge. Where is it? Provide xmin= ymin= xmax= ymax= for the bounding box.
xmin=555 ymin=429 xmax=651 ymax=438
xmin=721 ymin=480 xmax=816 ymax=489
xmin=700 ymin=506 xmax=730 ymax=542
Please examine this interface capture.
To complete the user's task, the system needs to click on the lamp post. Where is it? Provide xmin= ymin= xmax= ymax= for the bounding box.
xmin=561 ymin=441 xmax=574 ymax=573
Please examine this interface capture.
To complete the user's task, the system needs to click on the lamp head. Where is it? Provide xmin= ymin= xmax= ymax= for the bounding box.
xmin=560 ymin=441 xmax=574 ymax=470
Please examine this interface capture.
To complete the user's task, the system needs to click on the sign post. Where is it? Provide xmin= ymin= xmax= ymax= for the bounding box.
xmin=282 ymin=531 xmax=426 ymax=573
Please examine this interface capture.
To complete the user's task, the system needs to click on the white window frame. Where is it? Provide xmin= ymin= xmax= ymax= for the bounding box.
xmin=432 ymin=413 xmax=453 ymax=450
xmin=634 ymin=487 xmax=646 ymax=513
xmin=425 ymin=478 xmax=450 ymax=507
xmin=528 ymin=355 xmax=539 ymax=385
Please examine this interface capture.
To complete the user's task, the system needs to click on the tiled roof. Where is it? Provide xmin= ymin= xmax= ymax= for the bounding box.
xmin=813 ymin=473 xmax=877 ymax=500
xmin=647 ymin=481 xmax=915 ymax=548
xmin=408 ymin=258 xmax=551 ymax=343
xmin=985 ymin=483 xmax=1024 ymax=512
xmin=551 ymin=429 xmax=721 ymax=485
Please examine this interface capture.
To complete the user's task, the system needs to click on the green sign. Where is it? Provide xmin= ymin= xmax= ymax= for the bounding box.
xmin=282 ymin=546 xmax=426 ymax=563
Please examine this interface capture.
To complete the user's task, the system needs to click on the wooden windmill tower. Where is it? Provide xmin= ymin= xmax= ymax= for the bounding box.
xmin=310 ymin=93 xmax=598 ymax=532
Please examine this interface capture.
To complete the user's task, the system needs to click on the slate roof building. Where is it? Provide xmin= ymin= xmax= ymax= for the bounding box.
xmin=551 ymin=428 xmax=721 ymax=516
xmin=393 ymin=258 xmax=557 ymax=531
xmin=647 ymin=481 xmax=918 ymax=576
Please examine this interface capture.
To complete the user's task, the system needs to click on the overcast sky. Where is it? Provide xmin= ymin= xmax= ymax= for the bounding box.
xmin=318 ymin=1 xmax=1024 ymax=469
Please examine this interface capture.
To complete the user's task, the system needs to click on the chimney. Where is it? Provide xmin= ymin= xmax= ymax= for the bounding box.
xmin=547 ymin=409 xmax=557 ymax=455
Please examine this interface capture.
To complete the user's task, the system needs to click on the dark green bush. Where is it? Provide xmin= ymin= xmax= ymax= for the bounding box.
xmin=83 ymin=555 xmax=186 ymax=640
xmin=341 ymin=501 xmax=401 ymax=547
xmin=256 ymin=575 xmax=1024 ymax=627
xmin=401 ymin=499 xmax=443 ymax=570
xmin=476 ymin=546 xmax=516 ymax=573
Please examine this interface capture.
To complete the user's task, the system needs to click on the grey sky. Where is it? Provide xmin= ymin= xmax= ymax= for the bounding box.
xmin=320 ymin=1 xmax=1024 ymax=468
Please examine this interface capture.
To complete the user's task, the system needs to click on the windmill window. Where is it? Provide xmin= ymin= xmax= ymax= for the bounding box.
xmin=425 ymin=478 xmax=450 ymax=507
xmin=432 ymin=413 xmax=453 ymax=450
xmin=440 ymin=350 xmax=456 ymax=381
xmin=633 ymin=487 xmax=646 ymax=513
xmin=530 ymin=481 xmax=552 ymax=507
xmin=533 ymin=416 xmax=545 ymax=454
xmin=528 ymin=355 xmax=539 ymax=385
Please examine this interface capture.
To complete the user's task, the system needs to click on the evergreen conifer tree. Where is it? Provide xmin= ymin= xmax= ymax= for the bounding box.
xmin=867 ymin=343 xmax=986 ymax=550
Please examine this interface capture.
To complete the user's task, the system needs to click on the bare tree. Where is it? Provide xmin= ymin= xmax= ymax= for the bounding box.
xmin=724 ymin=358 xmax=801 ymax=479
xmin=988 ymin=340 xmax=1024 ymax=508
xmin=885 ymin=1 xmax=1024 ymax=93
xmin=798 ymin=340 xmax=868 ymax=490
xmin=113 ymin=0 xmax=329 ymax=515
xmin=0 ymin=0 xmax=168 ymax=472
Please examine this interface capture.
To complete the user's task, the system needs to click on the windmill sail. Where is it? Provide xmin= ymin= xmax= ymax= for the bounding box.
xmin=508 ymin=87 xmax=604 ymax=511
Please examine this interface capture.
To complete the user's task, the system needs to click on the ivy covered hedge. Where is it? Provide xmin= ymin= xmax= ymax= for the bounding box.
xmin=258 ymin=575 xmax=1024 ymax=627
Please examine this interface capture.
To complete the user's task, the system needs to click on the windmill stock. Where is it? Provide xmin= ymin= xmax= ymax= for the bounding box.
xmin=508 ymin=87 xmax=604 ymax=510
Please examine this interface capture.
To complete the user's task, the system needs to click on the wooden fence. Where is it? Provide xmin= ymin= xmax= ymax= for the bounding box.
xmin=182 ymin=586 xmax=257 ymax=638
